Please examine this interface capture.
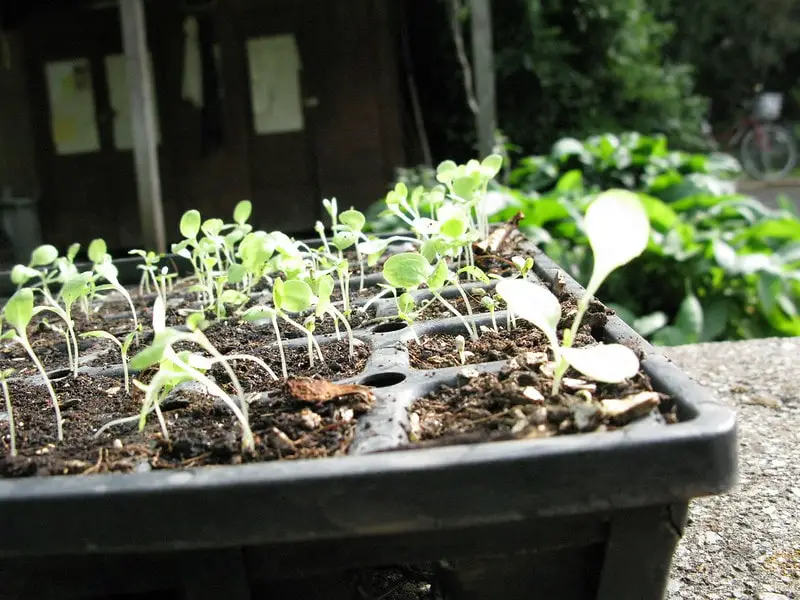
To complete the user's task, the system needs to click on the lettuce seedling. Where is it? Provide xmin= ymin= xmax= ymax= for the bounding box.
xmin=313 ymin=273 xmax=356 ymax=357
xmin=127 ymin=299 xmax=269 ymax=452
xmin=496 ymin=190 xmax=650 ymax=394
xmin=129 ymin=249 xmax=164 ymax=298
xmin=11 ymin=244 xmax=61 ymax=305
xmin=1 ymin=289 xmax=63 ymax=441
xmin=89 ymin=238 xmax=140 ymax=342
xmin=80 ymin=326 xmax=141 ymax=394
xmin=1 ymin=368 xmax=16 ymax=456
xmin=382 ymin=252 xmax=478 ymax=339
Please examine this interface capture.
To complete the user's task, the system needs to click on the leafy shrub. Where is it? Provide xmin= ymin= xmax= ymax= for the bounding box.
xmin=371 ymin=132 xmax=800 ymax=344
xmin=493 ymin=133 xmax=800 ymax=343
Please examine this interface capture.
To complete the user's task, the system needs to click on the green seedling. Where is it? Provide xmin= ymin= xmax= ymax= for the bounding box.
xmin=313 ymin=273 xmax=356 ymax=357
xmin=124 ymin=298 xmax=272 ymax=452
xmin=89 ymin=239 xmax=140 ymax=343
xmin=1 ymin=289 xmax=63 ymax=441
xmin=272 ymin=278 xmax=324 ymax=365
xmin=1 ymin=368 xmax=16 ymax=456
xmin=496 ymin=189 xmax=650 ymax=394
xmin=382 ymin=252 xmax=478 ymax=340
xmin=480 ymin=295 xmax=499 ymax=331
xmin=129 ymin=249 xmax=165 ymax=299
xmin=11 ymin=244 xmax=61 ymax=305
xmin=80 ymin=325 xmax=141 ymax=394
xmin=511 ymin=256 xmax=534 ymax=278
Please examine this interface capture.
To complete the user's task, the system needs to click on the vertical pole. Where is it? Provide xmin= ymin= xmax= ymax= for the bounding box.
xmin=469 ymin=0 xmax=496 ymax=158
xmin=119 ymin=0 xmax=166 ymax=253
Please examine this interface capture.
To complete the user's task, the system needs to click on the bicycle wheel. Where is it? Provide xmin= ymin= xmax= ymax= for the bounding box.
xmin=739 ymin=123 xmax=798 ymax=180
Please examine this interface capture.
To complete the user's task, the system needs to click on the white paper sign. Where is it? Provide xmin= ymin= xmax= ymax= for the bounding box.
xmin=246 ymin=34 xmax=303 ymax=134
xmin=105 ymin=53 xmax=161 ymax=151
xmin=44 ymin=59 xmax=101 ymax=155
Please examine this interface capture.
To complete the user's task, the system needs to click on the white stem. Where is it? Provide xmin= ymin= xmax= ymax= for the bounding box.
xmin=17 ymin=335 xmax=63 ymax=441
xmin=280 ymin=313 xmax=325 ymax=364
xmin=210 ymin=354 xmax=278 ymax=381
xmin=328 ymin=306 xmax=354 ymax=357
xmin=2 ymin=379 xmax=16 ymax=456
xmin=431 ymin=291 xmax=477 ymax=340
xmin=272 ymin=317 xmax=288 ymax=379
xmin=170 ymin=352 xmax=254 ymax=452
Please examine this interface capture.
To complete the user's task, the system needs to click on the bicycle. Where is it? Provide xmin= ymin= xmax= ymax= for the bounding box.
xmin=704 ymin=92 xmax=798 ymax=181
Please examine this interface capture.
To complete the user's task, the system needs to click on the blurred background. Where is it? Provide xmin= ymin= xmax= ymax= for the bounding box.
xmin=0 ymin=0 xmax=798 ymax=344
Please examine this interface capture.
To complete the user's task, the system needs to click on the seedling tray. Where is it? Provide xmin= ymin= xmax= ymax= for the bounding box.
xmin=0 ymin=244 xmax=737 ymax=600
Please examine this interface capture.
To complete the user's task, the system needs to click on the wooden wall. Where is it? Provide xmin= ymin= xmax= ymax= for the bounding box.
xmin=3 ymin=0 xmax=404 ymax=254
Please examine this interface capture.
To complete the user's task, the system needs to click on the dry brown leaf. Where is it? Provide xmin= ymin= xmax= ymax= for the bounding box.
xmin=286 ymin=377 xmax=374 ymax=404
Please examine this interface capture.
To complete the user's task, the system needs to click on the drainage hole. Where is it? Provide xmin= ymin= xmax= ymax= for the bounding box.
xmin=372 ymin=321 xmax=408 ymax=333
xmin=47 ymin=368 xmax=72 ymax=380
xmin=360 ymin=372 xmax=407 ymax=388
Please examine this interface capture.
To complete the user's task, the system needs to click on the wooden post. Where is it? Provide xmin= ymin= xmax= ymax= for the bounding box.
xmin=469 ymin=0 xmax=496 ymax=158
xmin=119 ymin=0 xmax=166 ymax=253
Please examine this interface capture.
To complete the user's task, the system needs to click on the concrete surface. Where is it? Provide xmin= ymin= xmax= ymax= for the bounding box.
xmin=737 ymin=179 xmax=800 ymax=212
xmin=664 ymin=337 xmax=800 ymax=599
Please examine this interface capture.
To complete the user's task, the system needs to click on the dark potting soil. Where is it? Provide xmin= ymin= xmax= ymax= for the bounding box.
xmin=408 ymin=363 xmax=675 ymax=447
xmin=409 ymin=296 xmax=610 ymax=369
xmin=0 ymin=340 xmax=372 ymax=479
xmin=413 ymin=292 xmax=493 ymax=323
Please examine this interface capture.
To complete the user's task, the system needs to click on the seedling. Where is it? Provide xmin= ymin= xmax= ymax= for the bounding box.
xmin=455 ymin=335 xmax=466 ymax=365
xmin=80 ymin=326 xmax=141 ymax=394
xmin=89 ymin=239 xmax=140 ymax=342
xmin=497 ymin=190 xmax=650 ymax=394
xmin=126 ymin=298 xmax=273 ymax=452
xmin=1 ymin=288 xmax=63 ymax=441
xmin=382 ymin=252 xmax=479 ymax=340
xmin=1 ymin=368 xmax=16 ymax=456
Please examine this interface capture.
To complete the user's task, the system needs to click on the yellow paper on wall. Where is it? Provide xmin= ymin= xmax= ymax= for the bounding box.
xmin=44 ymin=59 xmax=100 ymax=155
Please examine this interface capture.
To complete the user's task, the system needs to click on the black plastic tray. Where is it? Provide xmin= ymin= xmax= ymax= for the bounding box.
xmin=0 ymin=244 xmax=737 ymax=600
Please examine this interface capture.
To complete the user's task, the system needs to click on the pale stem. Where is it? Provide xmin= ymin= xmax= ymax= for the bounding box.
xmin=209 ymin=354 xmax=278 ymax=381
xmin=451 ymin=280 xmax=478 ymax=337
xmin=357 ymin=249 xmax=365 ymax=292
xmin=16 ymin=334 xmax=63 ymax=441
xmin=280 ymin=313 xmax=325 ymax=364
xmin=2 ymin=379 xmax=16 ymax=456
xmin=169 ymin=352 xmax=255 ymax=452
xmin=431 ymin=290 xmax=478 ymax=340
xmin=327 ymin=305 xmax=355 ymax=357
xmin=361 ymin=287 xmax=392 ymax=312
xmin=271 ymin=316 xmax=288 ymax=379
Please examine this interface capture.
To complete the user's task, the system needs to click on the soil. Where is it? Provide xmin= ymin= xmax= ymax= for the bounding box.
xmin=0 ymin=338 xmax=372 ymax=478
xmin=408 ymin=296 xmax=610 ymax=369
xmin=413 ymin=291 xmax=493 ymax=323
xmin=408 ymin=361 xmax=675 ymax=448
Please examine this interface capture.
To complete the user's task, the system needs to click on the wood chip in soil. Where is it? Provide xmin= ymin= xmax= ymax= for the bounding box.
xmin=407 ymin=358 xmax=677 ymax=448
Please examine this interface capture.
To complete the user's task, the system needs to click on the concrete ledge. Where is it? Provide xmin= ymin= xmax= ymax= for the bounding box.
xmin=662 ymin=337 xmax=800 ymax=599
xmin=736 ymin=178 xmax=800 ymax=192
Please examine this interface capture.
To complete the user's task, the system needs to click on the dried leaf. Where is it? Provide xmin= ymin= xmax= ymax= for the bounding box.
xmin=601 ymin=391 xmax=661 ymax=424
xmin=286 ymin=377 xmax=374 ymax=404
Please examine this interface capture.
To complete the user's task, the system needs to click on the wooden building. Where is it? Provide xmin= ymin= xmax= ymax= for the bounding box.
xmin=0 ymin=0 xmax=408 ymax=259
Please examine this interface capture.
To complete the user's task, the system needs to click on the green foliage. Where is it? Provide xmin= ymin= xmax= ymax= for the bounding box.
xmin=404 ymin=0 xmax=707 ymax=158
xmin=490 ymin=133 xmax=800 ymax=344
xmin=667 ymin=0 xmax=800 ymax=124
